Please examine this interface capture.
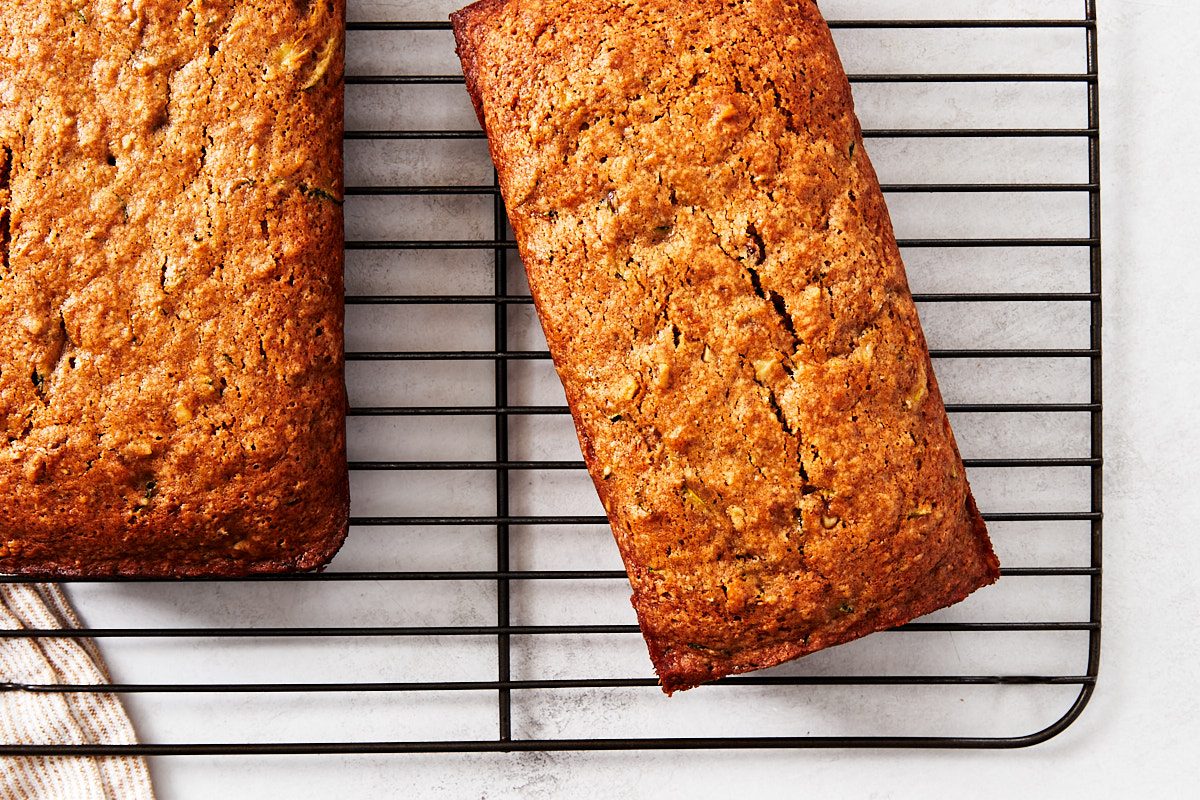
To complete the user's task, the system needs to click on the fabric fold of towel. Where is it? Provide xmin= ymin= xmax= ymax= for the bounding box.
xmin=1 ymin=583 xmax=155 ymax=800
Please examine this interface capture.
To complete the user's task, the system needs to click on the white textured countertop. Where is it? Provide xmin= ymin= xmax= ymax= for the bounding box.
xmin=69 ymin=0 xmax=1200 ymax=796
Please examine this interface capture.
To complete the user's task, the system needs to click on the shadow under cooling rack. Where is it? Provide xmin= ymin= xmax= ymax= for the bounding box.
xmin=0 ymin=1 xmax=1102 ymax=756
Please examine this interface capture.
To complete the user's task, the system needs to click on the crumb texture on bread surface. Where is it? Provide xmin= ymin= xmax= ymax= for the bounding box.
xmin=0 ymin=0 xmax=348 ymax=576
xmin=453 ymin=0 xmax=1000 ymax=691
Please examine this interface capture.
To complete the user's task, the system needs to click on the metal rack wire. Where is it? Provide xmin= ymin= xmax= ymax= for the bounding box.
xmin=0 ymin=1 xmax=1102 ymax=755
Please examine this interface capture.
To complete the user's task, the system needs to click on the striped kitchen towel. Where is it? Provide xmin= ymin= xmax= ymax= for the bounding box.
xmin=1 ymin=583 xmax=155 ymax=800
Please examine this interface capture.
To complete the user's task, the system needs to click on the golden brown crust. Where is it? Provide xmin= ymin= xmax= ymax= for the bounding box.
xmin=454 ymin=0 xmax=999 ymax=692
xmin=0 ymin=0 xmax=348 ymax=576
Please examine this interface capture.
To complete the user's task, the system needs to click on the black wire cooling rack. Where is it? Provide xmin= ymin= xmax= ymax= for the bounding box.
xmin=0 ymin=1 xmax=1102 ymax=755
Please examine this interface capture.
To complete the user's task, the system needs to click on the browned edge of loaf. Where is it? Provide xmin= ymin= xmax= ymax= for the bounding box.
xmin=0 ymin=0 xmax=349 ymax=577
xmin=453 ymin=0 xmax=510 ymax=134
xmin=453 ymin=0 xmax=1000 ymax=693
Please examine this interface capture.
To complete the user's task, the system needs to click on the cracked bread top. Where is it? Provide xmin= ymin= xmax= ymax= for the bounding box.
xmin=453 ymin=0 xmax=1000 ymax=691
xmin=0 ymin=0 xmax=348 ymax=576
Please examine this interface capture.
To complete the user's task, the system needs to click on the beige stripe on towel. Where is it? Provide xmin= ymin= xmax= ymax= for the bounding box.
xmin=1 ymin=583 xmax=155 ymax=800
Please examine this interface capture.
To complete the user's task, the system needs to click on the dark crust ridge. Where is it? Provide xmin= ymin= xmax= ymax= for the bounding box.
xmin=453 ymin=0 xmax=999 ymax=693
xmin=0 ymin=0 xmax=349 ymax=577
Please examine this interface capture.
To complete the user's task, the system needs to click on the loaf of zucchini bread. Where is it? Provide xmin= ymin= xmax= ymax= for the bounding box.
xmin=0 ymin=0 xmax=348 ymax=575
xmin=453 ymin=0 xmax=1000 ymax=691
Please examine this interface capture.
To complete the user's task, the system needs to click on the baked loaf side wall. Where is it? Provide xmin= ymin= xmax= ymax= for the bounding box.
xmin=0 ymin=0 xmax=348 ymax=576
xmin=454 ymin=0 xmax=1000 ymax=691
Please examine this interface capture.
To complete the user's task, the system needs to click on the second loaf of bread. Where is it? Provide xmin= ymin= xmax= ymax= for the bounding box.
xmin=453 ymin=0 xmax=1000 ymax=691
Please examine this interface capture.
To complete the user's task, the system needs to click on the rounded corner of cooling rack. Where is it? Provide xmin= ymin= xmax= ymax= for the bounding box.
xmin=990 ymin=674 xmax=1101 ymax=750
